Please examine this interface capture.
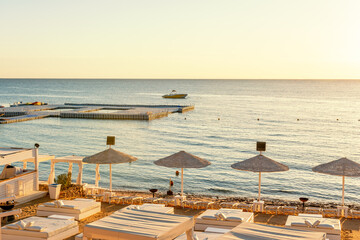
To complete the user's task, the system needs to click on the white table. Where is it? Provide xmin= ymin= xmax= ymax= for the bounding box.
xmin=337 ymin=205 xmax=348 ymax=217
xmin=253 ymin=200 xmax=264 ymax=212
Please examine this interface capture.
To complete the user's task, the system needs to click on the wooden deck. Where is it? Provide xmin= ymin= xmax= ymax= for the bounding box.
xmin=0 ymin=103 xmax=194 ymax=124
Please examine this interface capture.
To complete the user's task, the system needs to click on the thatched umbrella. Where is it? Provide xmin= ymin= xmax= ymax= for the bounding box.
xmin=231 ymin=154 xmax=289 ymax=201
xmin=154 ymin=151 xmax=211 ymax=196
xmin=312 ymin=157 xmax=360 ymax=206
xmin=83 ymin=148 xmax=137 ymax=191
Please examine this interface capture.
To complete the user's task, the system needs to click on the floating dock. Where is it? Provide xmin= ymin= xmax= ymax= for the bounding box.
xmin=0 ymin=103 xmax=194 ymax=124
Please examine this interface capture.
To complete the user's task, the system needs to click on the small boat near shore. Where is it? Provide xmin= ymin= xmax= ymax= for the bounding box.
xmin=10 ymin=101 xmax=48 ymax=107
xmin=162 ymin=90 xmax=188 ymax=99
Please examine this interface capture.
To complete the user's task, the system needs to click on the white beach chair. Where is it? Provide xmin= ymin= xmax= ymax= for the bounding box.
xmin=281 ymin=206 xmax=298 ymax=215
xmin=322 ymin=208 xmax=337 ymax=218
xmin=265 ymin=205 xmax=282 ymax=214
xmin=195 ymin=208 xmax=254 ymax=231
xmin=120 ymin=204 xmax=174 ymax=214
xmin=220 ymin=202 xmax=240 ymax=209
xmin=2 ymin=216 xmax=79 ymax=240
xmin=143 ymin=197 xmax=163 ymax=203
xmin=235 ymin=203 xmax=253 ymax=212
xmin=174 ymin=231 xmax=223 ymax=240
xmin=196 ymin=201 xmax=215 ymax=210
xmin=349 ymin=209 xmax=360 ymax=219
xmin=285 ymin=215 xmax=341 ymax=240
xmin=36 ymin=198 xmax=101 ymax=220
xmin=305 ymin=207 xmax=323 ymax=215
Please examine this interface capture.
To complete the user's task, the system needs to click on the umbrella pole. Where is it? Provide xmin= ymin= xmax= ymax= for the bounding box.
xmin=95 ymin=164 xmax=100 ymax=188
xmin=110 ymin=164 xmax=112 ymax=192
xmin=181 ymin=168 xmax=184 ymax=196
xmin=258 ymin=172 xmax=261 ymax=201
xmin=342 ymin=175 xmax=345 ymax=206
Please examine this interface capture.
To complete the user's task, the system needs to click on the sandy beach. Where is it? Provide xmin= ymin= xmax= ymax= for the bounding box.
xmin=6 ymin=186 xmax=360 ymax=240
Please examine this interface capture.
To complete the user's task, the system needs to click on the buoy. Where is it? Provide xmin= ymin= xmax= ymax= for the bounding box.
xmin=297 ymin=119 xmax=299 ymax=121
xmin=218 ymin=118 xmax=220 ymax=120
xmin=257 ymin=118 xmax=259 ymax=121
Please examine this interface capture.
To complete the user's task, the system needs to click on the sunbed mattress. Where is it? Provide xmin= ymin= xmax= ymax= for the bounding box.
xmin=2 ymin=216 xmax=78 ymax=238
xmin=38 ymin=199 xmax=100 ymax=214
xmin=196 ymin=209 xmax=253 ymax=227
xmin=175 ymin=231 xmax=222 ymax=240
xmin=84 ymin=209 xmax=194 ymax=240
xmin=285 ymin=215 xmax=341 ymax=235
xmin=119 ymin=204 xmax=174 ymax=214
xmin=219 ymin=223 xmax=326 ymax=240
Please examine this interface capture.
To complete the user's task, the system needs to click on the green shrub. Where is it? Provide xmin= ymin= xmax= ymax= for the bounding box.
xmin=54 ymin=172 xmax=72 ymax=190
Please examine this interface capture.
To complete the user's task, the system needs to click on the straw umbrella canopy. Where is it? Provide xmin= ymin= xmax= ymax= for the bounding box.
xmin=231 ymin=154 xmax=289 ymax=201
xmin=154 ymin=151 xmax=211 ymax=196
xmin=83 ymin=148 xmax=137 ymax=191
xmin=312 ymin=157 xmax=360 ymax=206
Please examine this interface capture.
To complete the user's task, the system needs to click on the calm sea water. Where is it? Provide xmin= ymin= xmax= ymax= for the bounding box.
xmin=1 ymin=79 xmax=360 ymax=204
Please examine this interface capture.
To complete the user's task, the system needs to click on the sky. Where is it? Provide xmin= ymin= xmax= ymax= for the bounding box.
xmin=1 ymin=0 xmax=359 ymax=79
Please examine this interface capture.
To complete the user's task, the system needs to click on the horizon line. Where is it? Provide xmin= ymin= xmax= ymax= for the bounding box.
xmin=1 ymin=78 xmax=360 ymax=81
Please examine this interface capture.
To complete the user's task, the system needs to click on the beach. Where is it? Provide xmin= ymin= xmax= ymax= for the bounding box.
xmin=8 ymin=185 xmax=360 ymax=239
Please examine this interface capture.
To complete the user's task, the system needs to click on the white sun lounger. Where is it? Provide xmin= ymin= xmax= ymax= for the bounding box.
xmin=83 ymin=209 xmax=194 ymax=240
xmin=120 ymin=204 xmax=174 ymax=214
xmin=218 ymin=223 xmax=327 ymax=240
xmin=37 ymin=198 xmax=101 ymax=220
xmin=1 ymin=216 xmax=79 ymax=240
xmin=285 ymin=215 xmax=340 ymax=240
xmin=175 ymin=231 xmax=223 ymax=240
xmin=195 ymin=208 xmax=254 ymax=231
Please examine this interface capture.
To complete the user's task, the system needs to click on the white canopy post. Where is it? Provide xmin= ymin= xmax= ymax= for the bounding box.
xmin=48 ymin=161 xmax=56 ymax=184
xmin=77 ymin=162 xmax=83 ymax=185
xmin=181 ymin=168 xmax=184 ymax=196
xmin=258 ymin=172 xmax=261 ymax=201
xmin=342 ymin=175 xmax=345 ymax=206
xmin=68 ymin=162 xmax=73 ymax=174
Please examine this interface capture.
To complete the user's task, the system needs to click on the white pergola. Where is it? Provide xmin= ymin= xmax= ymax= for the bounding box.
xmin=48 ymin=155 xmax=86 ymax=185
xmin=21 ymin=155 xmax=55 ymax=169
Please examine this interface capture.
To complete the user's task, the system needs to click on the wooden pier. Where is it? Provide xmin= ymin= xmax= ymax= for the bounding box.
xmin=0 ymin=103 xmax=194 ymax=124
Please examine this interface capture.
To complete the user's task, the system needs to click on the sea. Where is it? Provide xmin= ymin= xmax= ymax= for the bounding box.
xmin=1 ymin=79 xmax=360 ymax=204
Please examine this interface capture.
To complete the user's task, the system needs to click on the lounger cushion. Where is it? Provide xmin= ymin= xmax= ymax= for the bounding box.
xmin=55 ymin=200 xmax=64 ymax=208
xmin=38 ymin=200 xmax=100 ymax=214
xmin=305 ymin=220 xmax=312 ymax=227
xmin=43 ymin=202 xmax=56 ymax=207
xmin=313 ymin=220 xmax=320 ymax=227
xmin=25 ymin=226 xmax=47 ymax=232
xmin=26 ymin=221 xmax=34 ymax=228
xmin=17 ymin=220 xmax=26 ymax=230
xmin=202 ymin=215 xmax=217 ymax=220
xmin=291 ymin=222 xmax=307 ymax=227
xmin=218 ymin=213 xmax=227 ymax=220
xmin=62 ymin=205 xmax=76 ymax=209
xmin=317 ymin=224 xmax=335 ymax=229
xmin=225 ymin=216 xmax=243 ymax=222
xmin=2 ymin=216 xmax=77 ymax=238
xmin=5 ymin=224 xmax=20 ymax=230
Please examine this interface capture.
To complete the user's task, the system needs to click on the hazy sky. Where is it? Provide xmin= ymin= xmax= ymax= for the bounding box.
xmin=1 ymin=0 xmax=359 ymax=79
